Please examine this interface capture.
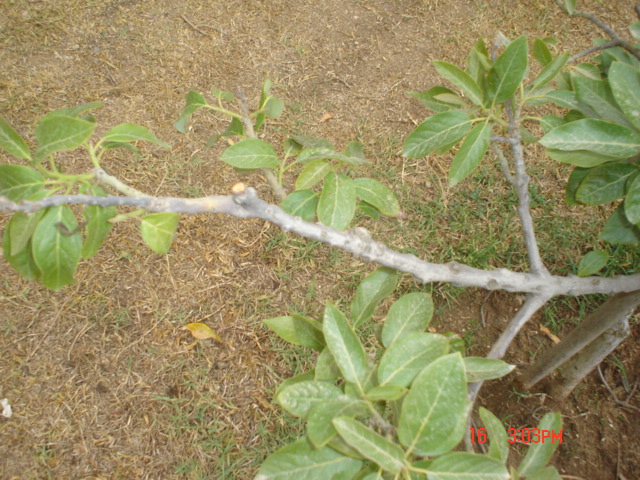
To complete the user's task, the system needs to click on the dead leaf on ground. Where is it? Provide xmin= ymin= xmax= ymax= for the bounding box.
xmin=319 ymin=112 xmax=334 ymax=123
xmin=181 ymin=322 xmax=222 ymax=342
xmin=539 ymin=324 xmax=561 ymax=344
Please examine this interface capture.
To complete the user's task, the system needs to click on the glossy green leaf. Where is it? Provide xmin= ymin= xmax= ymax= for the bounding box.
xmin=378 ymin=333 xmax=449 ymax=387
xmin=541 ymin=90 xmax=582 ymax=111
xmin=307 ymin=399 xmax=368 ymax=448
xmin=576 ymin=163 xmax=638 ymax=205
xmin=81 ymin=185 xmax=116 ymax=260
xmin=403 ymin=111 xmax=471 ymax=158
xmin=220 ymin=138 xmax=279 ymax=169
xmin=364 ymin=385 xmax=407 ymax=401
xmin=34 ymin=115 xmax=96 ymax=160
xmin=479 ymin=407 xmax=509 ymax=463
xmin=449 ymin=120 xmax=492 ymax=186
xmin=0 ymin=116 xmax=31 ymax=160
xmin=351 ymin=267 xmax=398 ymax=328
xmin=102 ymin=123 xmax=169 ymax=148
xmin=398 ymin=353 xmax=468 ymax=456
xmin=540 ymin=119 xmax=640 ymax=158
xmin=539 ymin=115 xmax=566 ymax=134
xmin=295 ymin=160 xmax=333 ymax=190
xmin=140 ymin=212 xmax=179 ymax=254
xmin=565 ymin=167 xmax=590 ymax=205
xmin=624 ymin=174 xmax=640 ymax=224
xmin=3 ymin=227 xmax=41 ymax=281
xmin=352 ymin=178 xmax=400 ymax=217
xmin=276 ymin=380 xmax=343 ymax=417
xmin=263 ymin=315 xmax=324 ymax=351
xmin=532 ymin=53 xmax=569 ymax=90
xmin=571 ymin=62 xmax=602 ymax=80
xmin=31 ymin=206 xmax=82 ymax=290
xmin=323 ymin=304 xmax=368 ymax=386
xmin=275 ymin=370 xmax=315 ymax=398
xmin=518 ymin=412 xmax=563 ymax=477
xmin=7 ymin=210 xmax=44 ymax=256
xmin=0 ymin=165 xmax=45 ymax=202
xmin=577 ymin=250 xmax=609 ymax=277
xmin=609 ymin=61 xmax=640 ymax=130
xmin=546 ymin=149 xmax=618 ymax=168
xmin=317 ymin=172 xmax=356 ymax=230
xmin=426 ymin=452 xmax=509 ymax=480
xmin=174 ymin=90 xmax=208 ymax=133
xmin=487 ymin=35 xmax=528 ymax=104
xmin=574 ymin=77 xmax=633 ymax=128
xmin=600 ymin=205 xmax=640 ymax=244
xmin=381 ymin=292 xmax=434 ymax=348
xmin=408 ymin=87 xmax=464 ymax=112
xmin=463 ymin=357 xmax=515 ymax=382
xmin=333 ymin=418 xmax=406 ymax=474
xmin=280 ymin=190 xmax=318 ymax=222
xmin=532 ymin=38 xmax=552 ymax=66
xmin=433 ymin=61 xmax=483 ymax=106
xmin=315 ymin=347 xmax=341 ymax=381
xmin=255 ymin=438 xmax=361 ymax=480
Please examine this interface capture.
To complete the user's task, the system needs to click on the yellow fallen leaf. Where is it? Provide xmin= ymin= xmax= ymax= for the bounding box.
xmin=181 ymin=322 xmax=222 ymax=342
xmin=539 ymin=325 xmax=561 ymax=344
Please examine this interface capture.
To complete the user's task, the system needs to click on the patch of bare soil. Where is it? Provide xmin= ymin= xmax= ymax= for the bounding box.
xmin=1 ymin=0 xmax=639 ymax=478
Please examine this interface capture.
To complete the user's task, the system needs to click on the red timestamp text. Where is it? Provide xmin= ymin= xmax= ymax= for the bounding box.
xmin=469 ymin=427 xmax=563 ymax=444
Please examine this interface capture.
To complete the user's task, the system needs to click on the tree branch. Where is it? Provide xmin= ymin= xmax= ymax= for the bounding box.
xmin=2 ymin=190 xmax=639 ymax=296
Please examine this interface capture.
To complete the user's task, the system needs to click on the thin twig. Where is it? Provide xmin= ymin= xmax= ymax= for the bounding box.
xmin=554 ymin=0 xmax=640 ymax=61
xmin=492 ymin=143 xmax=516 ymax=186
xmin=237 ymin=90 xmax=287 ymax=201
xmin=597 ymin=365 xmax=640 ymax=415
xmin=569 ymin=40 xmax=620 ymax=63
xmin=179 ymin=15 xmax=211 ymax=38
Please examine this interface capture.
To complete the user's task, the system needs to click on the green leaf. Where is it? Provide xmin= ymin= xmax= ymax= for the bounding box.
xmin=350 ymin=267 xmax=398 ymax=328
xmin=34 ymin=115 xmax=96 ymax=160
xmin=357 ymin=201 xmax=381 ymax=220
xmin=528 ymin=466 xmax=563 ymax=480
xmin=322 ymin=304 xmax=368 ymax=386
xmin=479 ymin=407 xmax=509 ymax=463
xmin=317 ymin=172 xmax=356 ymax=230
xmin=466 ymin=38 xmax=491 ymax=85
xmin=289 ymin=134 xmax=333 ymax=150
xmin=577 ymin=250 xmax=609 ymax=277
xmin=600 ymin=204 xmax=640 ymax=244
xmin=174 ymin=90 xmax=208 ymax=133
xmin=220 ymin=138 xmax=279 ymax=169
xmin=265 ymin=97 xmax=285 ymax=119
xmin=81 ymin=185 xmax=116 ymax=260
xmin=564 ymin=0 xmax=576 ymax=14
xmin=352 ymin=178 xmax=400 ymax=217
xmin=207 ymin=117 xmax=244 ymax=147
xmin=532 ymin=38 xmax=553 ymax=66
xmin=295 ymin=160 xmax=333 ymax=190
xmin=609 ymin=61 xmax=640 ymax=130
xmin=433 ymin=61 xmax=484 ymax=106
xmin=275 ymin=370 xmax=315 ymax=398
xmin=41 ymin=102 xmax=103 ymax=120
xmin=255 ymin=439 xmax=362 ymax=480
xmin=276 ymin=380 xmax=343 ymax=417
xmin=576 ymin=163 xmax=638 ymax=205
xmin=518 ymin=412 xmax=563 ymax=477
xmin=102 ymin=123 xmax=170 ymax=148
xmin=532 ymin=53 xmax=570 ymax=90
xmin=333 ymin=418 xmax=406 ymax=474
xmin=408 ymin=87 xmax=464 ymax=112
xmin=571 ymin=63 xmax=602 ymax=81
xmin=263 ymin=315 xmax=325 ymax=351
xmin=565 ymin=167 xmax=590 ymax=205
xmin=296 ymin=147 xmax=370 ymax=166
xmin=426 ymin=452 xmax=509 ymax=480
xmin=3 ymin=227 xmax=41 ymax=281
xmin=378 ymin=333 xmax=450 ymax=387
xmin=488 ymin=35 xmax=528 ymax=104
xmin=463 ymin=357 xmax=515 ymax=382
xmin=403 ymin=111 xmax=471 ymax=158
xmin=140 ymin=212 xmax=179 ymax=254
xmin=539 ymin=119 xmax=640 ymax=158
xmin=624 ymin=174 xmax=640 ymax=224
xmin=31 ymin=206 xmax=82 ymax=290
xmin=280 ymin=190 xmax=318 ymax=222
xmin=398 ymin=353 xmax=468 ymax=456
xmin=0 ymin=116 xmax=31 ymax=160
xmin=307 ymin=399 xmax=368 ymax=448
xmin=315 ymin=348 xmax=341 ymax=381
xmin=7 ymin=210 xmax=45 ymax=256
xmin=381 ymin=292 xmax=434 ymax=348
xmin=0 ymin=165 xmax=45 ymax=202
xmin=630 ymin=21 xmax=640 ymax=42
xmin=574 ymin=77 xmax=634 ymax=128
xmin=449 ymin=120 xmax=492 ymax=186
xmin=364 ymin=385 xmax=407 ymax=401
xmin=546 ymin=149 xmax=618 ymax=168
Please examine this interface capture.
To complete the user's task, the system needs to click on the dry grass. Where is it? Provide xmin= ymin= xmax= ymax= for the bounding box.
xmin=1 ymin=0 xmax=640 ymax=478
